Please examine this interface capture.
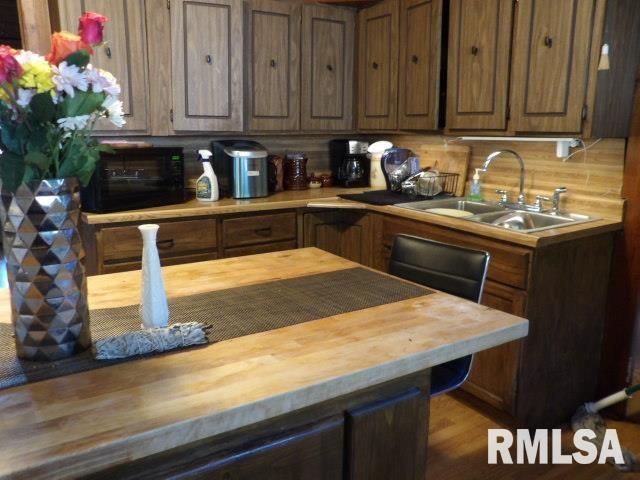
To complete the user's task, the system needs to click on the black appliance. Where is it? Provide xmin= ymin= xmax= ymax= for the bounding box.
xmin=329 ymin=139 xmax=370 ymax=188
xmin=211 ymin=140 xmax=266 ymax=198
xmin=80 ymin=147 xmax=185 ymax=213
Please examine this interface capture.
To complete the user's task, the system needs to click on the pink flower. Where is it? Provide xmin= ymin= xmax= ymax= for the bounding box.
xmin=0 ymin=45 xmax=23 ymax=84
xmin=78 ymin=12 xmax=108 ymax=46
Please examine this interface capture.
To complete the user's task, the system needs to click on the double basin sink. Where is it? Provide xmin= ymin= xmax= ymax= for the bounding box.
xmin=395 ymin=198 xmax=595 ymax=233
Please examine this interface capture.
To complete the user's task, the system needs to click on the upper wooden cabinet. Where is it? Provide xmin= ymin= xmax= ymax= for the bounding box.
xmin=510 ymin=0 xmax=595 ymax=133
xmin=170 ymin=0 xmax=243 ymax=132
xmin=398 ymin=0 xmax=443 ymax=130
xmin=357 ymin=0 xmax=400 ymax=130
xmin=446 ymin=0 xmax=513 ymax=131
xmin=301 ymin=4 xmax=355 ymax=131
xmin=57 ymin=0 xmax=150 ymax=134
xmin=245 ymin=0 xmax=301 ymax=131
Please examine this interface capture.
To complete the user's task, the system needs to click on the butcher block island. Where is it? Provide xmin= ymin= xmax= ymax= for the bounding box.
xmin=0 ymin=249 xmax=526 ymax=480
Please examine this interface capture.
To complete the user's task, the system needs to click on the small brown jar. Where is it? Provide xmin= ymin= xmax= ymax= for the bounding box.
xmin=284 ymin=152 xmax=308 ymax=190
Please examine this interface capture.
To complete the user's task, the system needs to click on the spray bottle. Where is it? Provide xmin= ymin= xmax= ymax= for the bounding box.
xmin=196 ymin=149 xmax=218 ymax=202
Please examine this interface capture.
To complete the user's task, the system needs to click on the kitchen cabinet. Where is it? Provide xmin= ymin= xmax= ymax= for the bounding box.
xmin=510 ymin=0 xmax=596 ymax=133
xmin=303 ymin=210 xmax=372 ymax=266
xmin=357 ymin=0 xmax=400 ymax=130
xmin=0 ymin=0 xmax=21 ymax=47
xmin=170 ymin=0 xmax=243 ymax=132
xmin=370 ymin=212 xmax=614 ymax=426
xmin=245 ymin=0 xmax=301 ymax=131
xmin=445 ymin=0 xmax=513 ymax=131
xmin=90 ymin=218 xmax=218 ymax=274
xmin=301 ymin=4 xmax=355 ymax=131
xmin=347 ymin=388 xmax=429 ymax=480
xmin=221 ymin=212 xmax=298 ymax=257
xmin=398 ymin=0 xmax=443 ymax=130
xmin=57 ymin=0 xmax=150 ymax=134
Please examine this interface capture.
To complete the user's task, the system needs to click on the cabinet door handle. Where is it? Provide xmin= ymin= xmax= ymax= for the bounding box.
xmin=270 ymin=59 xmax=277 ymax=68
xmin=372 ymin=61 xmax=379 ymax=70
xmin=205 ymin=54 xmax=212 ymax=64
xmin=471 ymin=46 xmax=479 ymax=56
xmin=156 ymin=239 xmax=175 ymax=250
xmin=326 ymin=64 xmax=333 ymax=71
xmin=254 ymin=227 xmax=272 ymax=237
xmin=411 ymin=54 xmax=418 ymax=64
xmin=105 ymin=46 xmax=112 ymax=58
xmin=544 ymin=36 xmax=553 ymax=48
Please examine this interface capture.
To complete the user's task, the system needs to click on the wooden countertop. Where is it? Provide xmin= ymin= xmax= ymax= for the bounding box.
xmin=0 ymin=249 xmax=527 ymax=480
xmin=82 ymin=189 xmax=622 ymax=248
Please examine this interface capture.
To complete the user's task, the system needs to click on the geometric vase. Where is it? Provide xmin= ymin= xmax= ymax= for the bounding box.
xmin=0 ymin=178 xmax=91 ymax=361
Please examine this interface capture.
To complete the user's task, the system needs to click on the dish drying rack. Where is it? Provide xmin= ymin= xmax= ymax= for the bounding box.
xmin=403 ymin=171 xmax=460 ymax=199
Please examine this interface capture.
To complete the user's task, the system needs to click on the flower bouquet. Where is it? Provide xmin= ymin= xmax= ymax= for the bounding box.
xmin=0 ymin=12 xmax=123 ymax=360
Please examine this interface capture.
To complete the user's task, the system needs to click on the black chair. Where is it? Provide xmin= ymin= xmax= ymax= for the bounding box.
xmin=389 ymin=234 xmax=490 ymax=396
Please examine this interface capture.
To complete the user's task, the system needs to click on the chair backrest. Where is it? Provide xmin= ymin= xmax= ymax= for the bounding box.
xmin=389 ymin=234 xmax=490 ymax=302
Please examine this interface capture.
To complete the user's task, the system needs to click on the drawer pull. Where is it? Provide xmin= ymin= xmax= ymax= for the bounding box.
xmin=254 ymin=227 xmax=272 ymax=237
xmin=156 ymin=239 xmax=175 ymax=250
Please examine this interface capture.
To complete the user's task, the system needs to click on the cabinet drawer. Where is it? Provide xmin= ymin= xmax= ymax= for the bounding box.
xmin=224 ymin=240 xmax=297 ymax=259
xmin=379 ymin=216 xmax=531 ymax=289
xmin=222 ymin=212 xmax=297 ymax=247
xmin=101 ymin=219 xmax=217 ymax=264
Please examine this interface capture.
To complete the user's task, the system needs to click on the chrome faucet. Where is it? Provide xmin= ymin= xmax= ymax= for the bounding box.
xmin=481 ymin=150 xmax=526 ymax=205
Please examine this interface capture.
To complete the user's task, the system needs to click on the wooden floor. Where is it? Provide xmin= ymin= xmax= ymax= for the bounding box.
xmin=428 ymin=392 xmax=640 ymax=479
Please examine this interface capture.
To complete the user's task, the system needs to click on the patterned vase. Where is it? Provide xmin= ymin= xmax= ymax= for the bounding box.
xmin=0 ymin=178 xmax=91 ymax=361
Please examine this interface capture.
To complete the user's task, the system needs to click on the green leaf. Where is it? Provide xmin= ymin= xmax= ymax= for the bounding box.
xmin=0 ymin=151 xmax=26 ymax=192
xmin=24 ymin=151 xmax=50 ymax=172
xmin=30 ymin=93 xmax=56 ymax=123
xmin=0 ymin=123 xmax=21 ymax=153
xmin=64 ymin=49 xmax=91 ymax=69
xmin=59 ymin=91 xmax=106 ymax=117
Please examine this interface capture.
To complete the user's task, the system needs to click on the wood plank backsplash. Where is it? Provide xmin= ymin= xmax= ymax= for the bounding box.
xmin=389 ymin=135 xmax=626 ymax=220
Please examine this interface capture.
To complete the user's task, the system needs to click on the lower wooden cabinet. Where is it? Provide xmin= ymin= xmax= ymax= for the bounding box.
xmin=347 ymin=388 xmax=429 ymax=480
xmin=88 ymin=218 xmax=218 ymax=274
xmin=303 ymin=211 xmax=372 ymax=265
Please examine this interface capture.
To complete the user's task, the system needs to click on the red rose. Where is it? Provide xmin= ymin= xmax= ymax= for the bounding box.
xmin=0 ymin=45 xmax=22 ymax=84
xmin=46 ymin=31 xmax=92 ymax=65
xmin=78 ymin=12 xmax=108 ymax=46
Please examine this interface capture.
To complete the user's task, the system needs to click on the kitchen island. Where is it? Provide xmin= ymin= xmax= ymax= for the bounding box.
xmin=0 ymin=249 xmax=527 ymax=479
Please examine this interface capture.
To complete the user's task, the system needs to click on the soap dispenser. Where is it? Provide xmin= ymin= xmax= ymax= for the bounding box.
xmin=469 ymin=168 xmax=483 ymax=202
xmin=196 ymin=149 xmax=219 ymax=201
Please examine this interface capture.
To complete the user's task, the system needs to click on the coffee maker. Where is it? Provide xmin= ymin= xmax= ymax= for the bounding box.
xmin=329 ymin=140 xmax=370 ymax=188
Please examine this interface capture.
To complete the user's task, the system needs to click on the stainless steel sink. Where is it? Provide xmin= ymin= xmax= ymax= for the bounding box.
xmin=395 ymin=198 xmax=596 ymax=233
xmin=396 ymin=198 xmax=507 ymax=215
xmin=468 ymin=211 xmax=593 ymax=233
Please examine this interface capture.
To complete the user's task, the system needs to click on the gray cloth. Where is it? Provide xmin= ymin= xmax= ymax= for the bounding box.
xmin=94 ymin=322 xmax=208 ymax=360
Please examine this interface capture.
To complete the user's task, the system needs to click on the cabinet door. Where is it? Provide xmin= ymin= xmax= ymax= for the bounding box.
xmin=301 ymin=5 xmax=355 ymax=131
xmin=57 ymin=0 xmax=149 ymax=134
xmin=170 ymin=0 xmax=243 ymax=132
xmin=446 ymin=0 xmax=513 ymax=131
xmin=462 ymin=280 xmax=525 ymax=414
xmin=398 ymin=0 xmax=443 ymax=130
xmin=510 ymin=0 xmax=595 ymax=133
xmin=245 ymin=0 xmax=300 ymax=131
xmin=303 ymin=211 xmax=371 ymax=266
xmin=357 ymin=0 xmax=399 ymax=130
xmin=347 ymin=387 xmax=429 ymax=480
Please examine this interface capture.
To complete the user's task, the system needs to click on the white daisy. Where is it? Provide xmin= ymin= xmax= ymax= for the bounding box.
xmin=57 ymin=115 xmax=91 ymax=131
xmin=14 ymin=50 xmax=46 ymax=65
xmin=52 ymin=62 xmax=88 ymax=98
xmin=101 ymin=95 xmax=125 ymax=128
xmin=16 ymin=88 xmax=36 ymax=108
xmin=86 ymin=65 xmax=121 ymax=96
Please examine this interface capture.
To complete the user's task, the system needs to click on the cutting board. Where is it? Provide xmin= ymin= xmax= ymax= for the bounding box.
xmin=412 ymin=143 xmax=470 ymax=197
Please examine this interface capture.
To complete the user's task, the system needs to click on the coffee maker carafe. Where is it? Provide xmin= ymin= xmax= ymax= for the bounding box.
xmin=329 ymin=140 xmax=370 ymax=188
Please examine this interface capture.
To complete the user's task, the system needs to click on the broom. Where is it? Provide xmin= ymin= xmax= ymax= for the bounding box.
xmin=571 ymin=384 xmax=640 ymax=472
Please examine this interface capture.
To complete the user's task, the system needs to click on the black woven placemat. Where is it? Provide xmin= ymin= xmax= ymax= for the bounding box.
xmin=338 ymin=190 xmax=453 ymax=205
xmin=0 ymin=267 xmax=432 ymax=390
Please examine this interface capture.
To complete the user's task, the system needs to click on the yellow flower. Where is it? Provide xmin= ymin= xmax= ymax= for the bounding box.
xmin=17 ymin=58 xmax=54 ymax=94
